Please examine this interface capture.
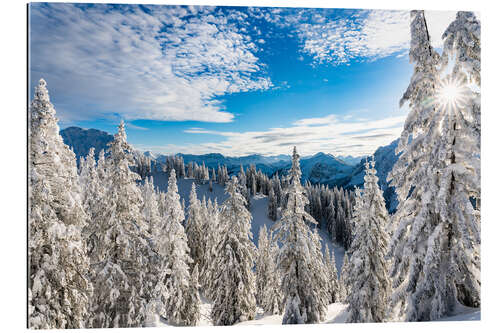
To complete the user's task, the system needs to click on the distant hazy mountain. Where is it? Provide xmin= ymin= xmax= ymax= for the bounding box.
xmin=164 ymin=153 xmax=291 ymax=170
xmin=174 ymin=152 xmax=354 ymax=187
xmin=269 ymin=152 xmax=354 ymax=187
xmin=143 ymin=151 xmax=157 ymax=159
xmin=60 ymin=126 xmax=113 ymax=162
xmin=346 ymin=139 xmax=400 ymax=212
xmin=336 ymin=155 xmax=367 ymax=166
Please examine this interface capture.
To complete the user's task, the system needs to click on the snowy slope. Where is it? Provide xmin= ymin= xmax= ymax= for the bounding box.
xmin=435 ymin=303 xmax=481 ymax=321
xmin=236 ymin=303 xmax=349 ymax=325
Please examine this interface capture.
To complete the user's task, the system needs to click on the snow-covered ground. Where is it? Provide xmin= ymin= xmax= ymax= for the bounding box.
xmin=154 ymin=301 xmax=349 ymax=326
xmin=436 ymin=303 xmax=481 ymax=321
xmin=154 ymin=300 xmax=479 ymax=327
xmin=237 ymin=303 xmax=349 ymax=325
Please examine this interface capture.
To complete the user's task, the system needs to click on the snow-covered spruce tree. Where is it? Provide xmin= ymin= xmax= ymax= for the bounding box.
xmin=326 ymin=198 xmax=336 ymax=241
xmin=273 ymin=146 xmax=329 ymax=324
xmin=267 ymin=186 xmax=278 ymax=221
xmin=201 ymin=198 xmax=221 ymax=299
xmin=211 ymin=177 xmax=257 ymax=325
xmin=188 ymin=264 xmax=202 ymax=322
xmin=442 ymin=11 xmax=481 ymax=87
xmin=255 ymin=225 xmax=269 ymax=307
xmin=185 ymin=183 xmax=206 ymax=272
xmin=79 ymin=147 xmax=95 ymax=198
xmin=162 ymin=169 xmax=200 ymax=326
xmin=238 ymin=165 xmax=251 ymax=208
xmin=96 ymin=149 xmax=107 ymax=181
xmin=79 ymin=147 xmax=105 ymax=262
xmin=81 ymin=149 xmax=110 ymax=265
xmin=255 ymin=225 xmax=268 ymax=307
xmin=29 ymin=78 xmax=92 ymax=329
xmin=324 ymin=244 xmax=340 ymax=304
xmin=441 ymin=11 xmax=481 ymax=308
xmin=265 ymin=245 xmax=284 ymax=314
xmin=256 ymin=225 xmax=283 ymax=314
xmin=157 ymin=191 xmax=167 ymax=218
xmin=338 ymin=252 xmax=350 ymax=303
xmin=311 ymin=227 xmax=330 ymax=307
xmin=139 ymin=176 xmax=163 ymax=301
xmin=345 ymin=160 xmax=391 ymax=323
xmin=141 ymin=177 xmax=161 ymax=237
xmin=387 ymin=10 xmax=481 ymax=321
xmin=90 ymin=121 xmax=150 ymax=328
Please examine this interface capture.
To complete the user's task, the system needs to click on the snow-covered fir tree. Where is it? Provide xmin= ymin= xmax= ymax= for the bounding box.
xmin=345 ymin=160 xmax=391 ymax=323
xmin=267 ymin=186 xmax=278 ymax=221
xmin=255 ymin=225 xmax=269 ymax=307
xmin=79 ymin=147 xmax=97 ymax=209
xmin=338 ymin=253 xmax=350 ymax=303
xmin=441 ymin=12 xmax=481 ymax=307
xmin=162 ymin=169 xmax=200 ymax=326
xmin=90 ymin=121 xmax=151 ymax=328
xmin=201 ymin=198 xmax=222 ymax=299
xmin=136 ymin=153 xmax=151 ymax=180
xmin=211 ymin=177 xmax=257 ymax=325
xmin=251 ymin=174 xmax=257 ymax=196
xmin=273 ymin=174 xmax=282 ymax=207
xmin=324 ymin=244 xmax=340 ymax=304
xmin=442 ymin=11 xmax=481 ymax=86
xmin=273 ymin=146 xmax=329 ymax=324
xmin=139 ymin=176 xmax=163 ymax=302
xmin=141 ymin=177 xmax=161 ymax=237
xmin=387 ymin=10 xmax=481 ymax=321
xmin=185 ymin=183 xmax=206 ymax=272
xmin=188 ymin=264 xmax=202 ymax=323
xmin=256 ymin=225 xmax=283 ymax=314
xmin=326 ymin=198 xmax=336 ymax=241
xmin=29 ymin=78 xmax=92 ymax=329
xmin=79 ymin=147 xmax=107 ymax=263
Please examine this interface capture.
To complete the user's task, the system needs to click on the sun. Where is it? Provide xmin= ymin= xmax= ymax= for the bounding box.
xmin=436 ymin=76 xmax=469 ymax=111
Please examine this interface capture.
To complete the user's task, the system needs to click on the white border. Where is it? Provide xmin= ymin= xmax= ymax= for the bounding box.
xmin=1 ymin=0 xmax=498 ymax=332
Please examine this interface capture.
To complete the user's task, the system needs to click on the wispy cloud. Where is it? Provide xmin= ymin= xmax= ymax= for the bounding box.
xmin=164 ymin=113 xmax=407 ymax=157
xmin=248 ymin=8 xmax=455 ymax=65
xmin=293 ymin=114 xmax=338 ymax=126
xmin=126 ymin=122 xmax=149 ymax=131
xmin=295 ymin=9 xmax=458 ymax=65
xmin=30 ymin=3 xmax=271 ymax=123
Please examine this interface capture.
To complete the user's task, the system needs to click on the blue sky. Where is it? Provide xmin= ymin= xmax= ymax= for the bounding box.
xmin=29 ymin=3 xmax=456 ymax=156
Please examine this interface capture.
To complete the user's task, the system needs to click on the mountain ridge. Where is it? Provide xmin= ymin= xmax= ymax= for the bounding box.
xmin=60 ymin=126 xmax=399 ymax=211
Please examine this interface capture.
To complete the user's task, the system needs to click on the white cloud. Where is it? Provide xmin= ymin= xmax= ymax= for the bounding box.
xmin=162 ymin=113 xmax=408 ymax=157
xmin=266 ymin=9 xmax=457 ymax=65
xmin=293 ymin=114 xmax=337 ymax=126
xmin=125 ymin=123 xmax=149 ymax=131
xmin=30 ymin=4 xmax=272 ymax=123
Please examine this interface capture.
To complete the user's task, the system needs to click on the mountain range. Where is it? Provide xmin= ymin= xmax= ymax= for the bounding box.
xmin=60 ymin=126 xmax=400 ymax=212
